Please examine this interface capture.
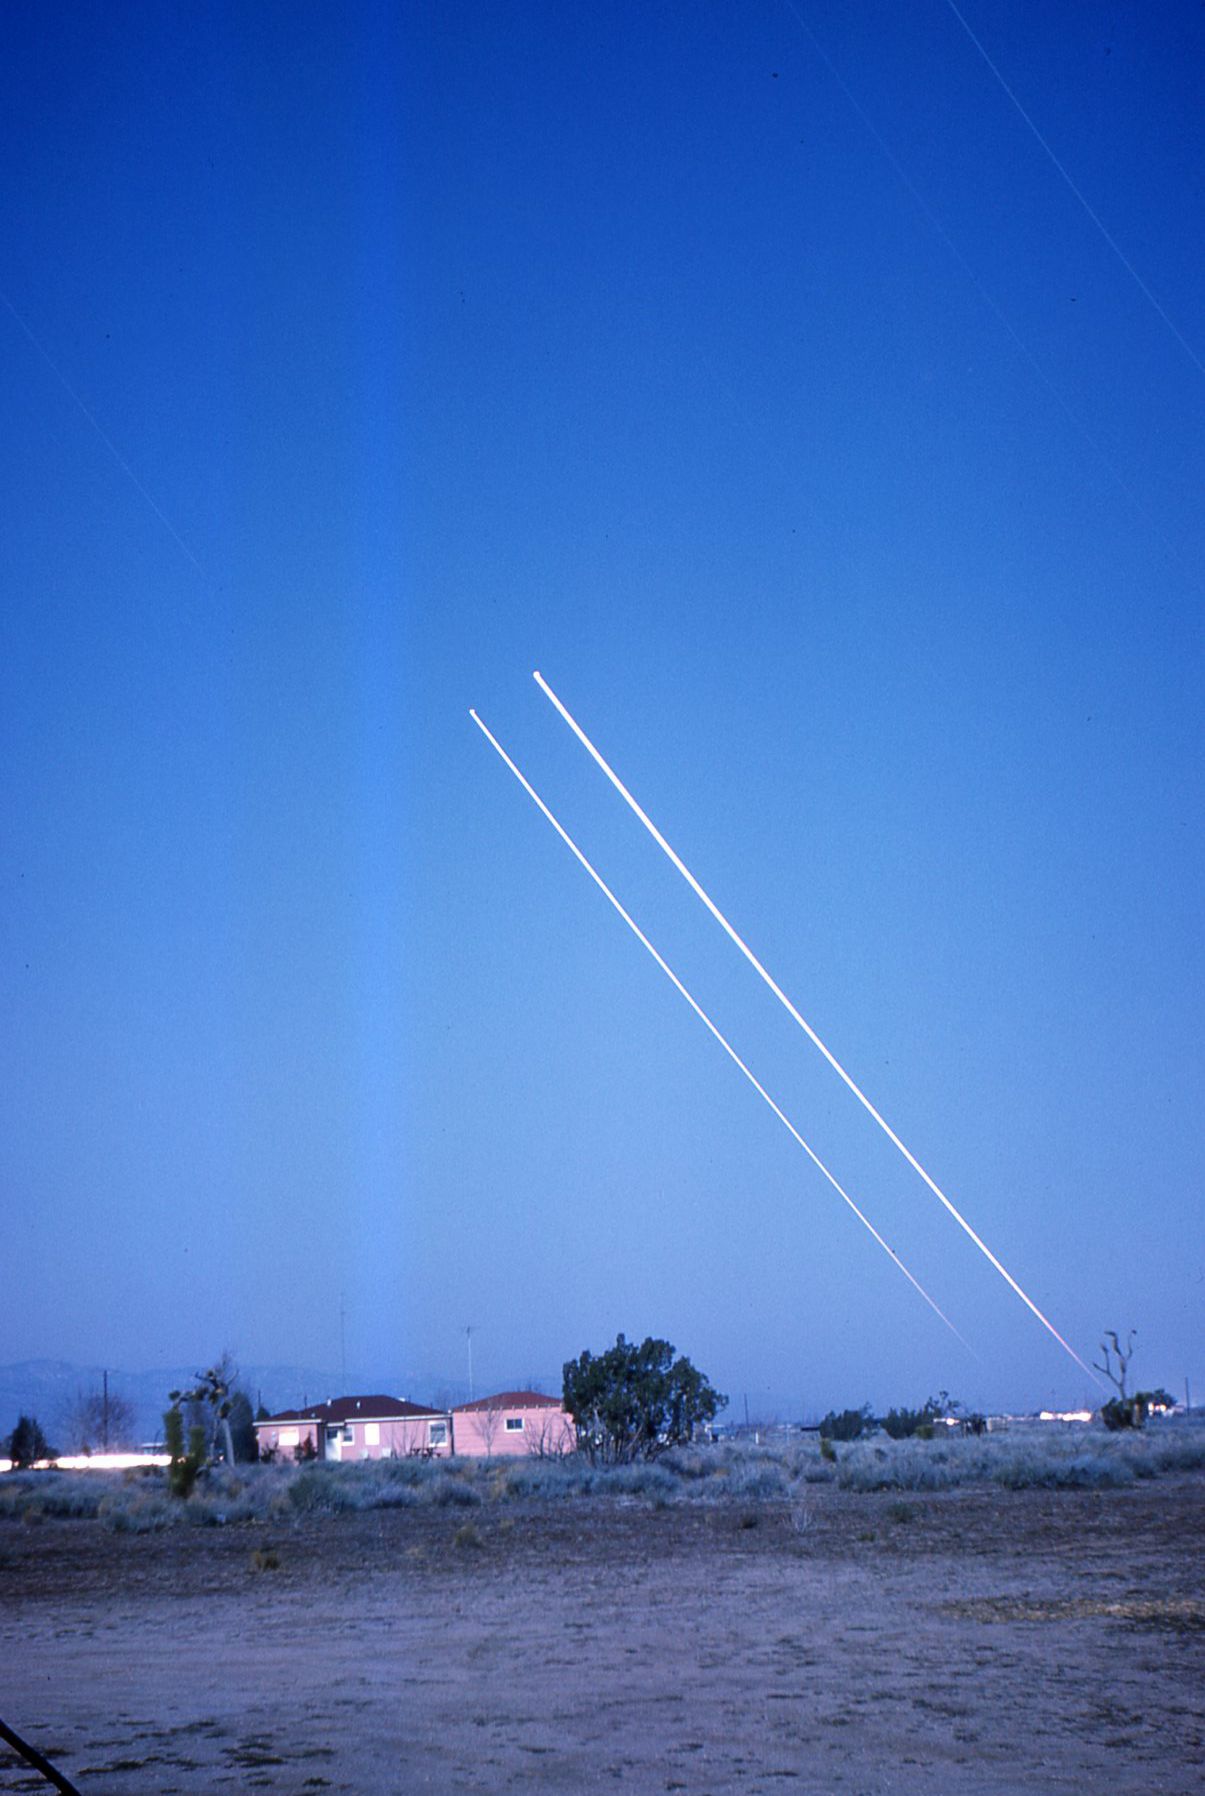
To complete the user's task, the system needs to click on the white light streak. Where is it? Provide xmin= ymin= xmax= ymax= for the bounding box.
xmin=470 ymin=707 xmax=969 ymax=1350
xmin=534 ymin=671 xmax=1103 ymax=1389
xmin=0 ymin=1454 xmax=171 ymax=1473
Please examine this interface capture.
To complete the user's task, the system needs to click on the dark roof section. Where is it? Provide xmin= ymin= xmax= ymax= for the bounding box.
xmin=256 ymin=1395 xmax=445 ymax=1426
xmin=452 ymin=1390 xmax=564 ymax=1413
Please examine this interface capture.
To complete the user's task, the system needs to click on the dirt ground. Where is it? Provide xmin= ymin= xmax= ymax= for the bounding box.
xmin=0 ymin=1477 xmax=1201 ymax=1795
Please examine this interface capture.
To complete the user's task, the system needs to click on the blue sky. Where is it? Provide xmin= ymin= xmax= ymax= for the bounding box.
xmin=2 ymin=2 xmax=1200 ymax=1418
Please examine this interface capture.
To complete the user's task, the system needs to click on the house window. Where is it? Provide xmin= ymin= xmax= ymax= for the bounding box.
xmin=428 ymin=1421 xmax=448 ymax=1447
xmin=505 ymin=1417 xmax=524 ymax=1433
xmin=279 ymin=1428 xmax=299 ymax=1448
xmin=364 ymin=1423 xmax=380 ymax=1446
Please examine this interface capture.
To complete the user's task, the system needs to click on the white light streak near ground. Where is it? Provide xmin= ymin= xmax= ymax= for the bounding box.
xmin=533 ymin=672 xmax=1103 ymax=1389
xmin=0 ymin=1455 xmax=171 ymax=1473
xmin=470 ymin=708 xmax=969 ymax=1350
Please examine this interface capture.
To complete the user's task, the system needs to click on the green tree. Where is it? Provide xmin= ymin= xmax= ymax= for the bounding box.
xmin=880 ymin=1405 xmax=933 ymax=1440
xmin=6 ymin=1414 xmax=55 ymax=1468
xmin=818 ymin=1405 xmax=873 ymax=1442
xmin=227 ymin=1391 xmax=257 ymax=1462
xmin=880 ymin=1394 xmax=961 ymax=1439
xmin=562 ymin=1334 xmax=726 ymax=1463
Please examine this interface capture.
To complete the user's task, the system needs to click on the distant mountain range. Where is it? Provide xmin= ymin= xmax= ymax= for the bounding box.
xmin=0 ymin=1359 xmax=440 ymax=1448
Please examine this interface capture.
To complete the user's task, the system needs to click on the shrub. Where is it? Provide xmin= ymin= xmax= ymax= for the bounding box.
xmin=0 ymin=1471 xmax=100 ymax=1520
xmin=1147 ymin=1432 xmax=1205 ymax=1475
xmin=592 ymin=1462 xmax=680 ymax=1500
xmin=372 ymin=1483 xmax=420 ymax=1509
xmin=1100 ymin=1391 xmax=1175 ymax=1432
xmin=187 ymin=1493 xmax=259 ymax=1527
xmin=995 ymin=1451 xmax=1135 ymax=1490
xmin=100 ymin=1492 xmax=173 ymax=1534
xmin=378 ymin=1455 xmax=443 ymax=1489
xmin=498 ymin=1460 xmax=587 ymax=1500
xmin=287 ymin=1467 xmax=362 ymax=1513
xmin=428 ymin=1477 xmax=482 ymax=1508
xmin=724 ymin=1461 xmax=787 ymax=1500
xmin=659 ymin=1445 xmax=717 ymax=1480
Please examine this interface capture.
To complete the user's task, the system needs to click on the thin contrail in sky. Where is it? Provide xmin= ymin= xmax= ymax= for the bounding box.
xmin=534 ymin=672 xmax=1103 ymax=1389
xmin=470 ymin=707 xmax=971 ymax=1351
xmin=0 ymin=286 xmax=203 ymax=572
xmin=943 ymin=0 xmax=1205 ymax=382
xmin=779 ymin=1 xmax=1194 ymax=587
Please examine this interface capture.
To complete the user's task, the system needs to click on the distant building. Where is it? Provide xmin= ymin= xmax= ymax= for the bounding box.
xmin=451 ymin=1390 xmax=575 ymax=1458
xmin=255 ymin=1394 xmax=451 ymax=1462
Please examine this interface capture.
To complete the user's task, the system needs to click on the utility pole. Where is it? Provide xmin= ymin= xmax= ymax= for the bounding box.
xmin=102 ymin=1370 xmax=109 ymax=1453
xmin=339 ymin=1293 xmax=347 ymax=1391
xmin=465 ymin=1326 xmax=475 ymax=1403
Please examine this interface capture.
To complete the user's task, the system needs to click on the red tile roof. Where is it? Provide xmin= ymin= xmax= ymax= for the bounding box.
xmin=257 ymin=1395 xmax=444 ymax=1426
xmin=452 ymin=1390 xmax=564 ymax=1413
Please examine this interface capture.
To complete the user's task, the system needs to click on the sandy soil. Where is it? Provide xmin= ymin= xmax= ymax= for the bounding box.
xmin=0 ymin=1478 xmax=1201 ymax=1794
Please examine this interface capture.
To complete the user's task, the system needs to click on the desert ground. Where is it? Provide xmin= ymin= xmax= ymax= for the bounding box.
xmin=0 ymin=1472 xmax=1201 ymax=1795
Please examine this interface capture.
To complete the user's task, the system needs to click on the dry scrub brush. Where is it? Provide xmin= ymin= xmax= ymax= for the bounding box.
xmin=0 ymin=1420 xmax=1201 ymax=1529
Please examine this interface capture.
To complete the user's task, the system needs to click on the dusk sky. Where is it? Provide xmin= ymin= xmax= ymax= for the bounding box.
xmin=2 ymin=2 xmax=1201 ymax=1420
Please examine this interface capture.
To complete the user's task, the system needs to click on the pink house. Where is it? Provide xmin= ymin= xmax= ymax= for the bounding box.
xmin=451 ymin=1390 xmax=576 ymax=1458
xmin=255 ymin=1395 xmax=452 ymax=1462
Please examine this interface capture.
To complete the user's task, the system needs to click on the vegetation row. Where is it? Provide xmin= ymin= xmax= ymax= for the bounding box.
xmin=1 ymin=1421 xmax=1201 ymax=1534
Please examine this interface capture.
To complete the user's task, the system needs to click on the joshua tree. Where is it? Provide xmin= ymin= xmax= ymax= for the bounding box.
xmin=1094 ymin=1329 xmax=1135 ymax=1402
xmin=163 ymin=1405 xmax=207 ymax=1497
xmin=170 ymin=1355 xmax=239 ymax=1464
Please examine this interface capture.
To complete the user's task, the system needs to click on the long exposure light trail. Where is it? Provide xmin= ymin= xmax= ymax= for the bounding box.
xmin=470 ymin=707 xmax=969 ymax=1350
xmin=533 ymin=672 xmax=1101 ymax=1387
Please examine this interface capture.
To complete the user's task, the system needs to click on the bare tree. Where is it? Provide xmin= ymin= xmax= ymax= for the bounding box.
xmin=525 ymin=1407 xmax=573 ymax=1460
xmin=472 ymin=1396 xmax=507 ymax=1458
xmin=60 ymin=1384 xmax=137 ymax=1454
xmin=1094 ymin=1329 xmax=1136 ymax=1401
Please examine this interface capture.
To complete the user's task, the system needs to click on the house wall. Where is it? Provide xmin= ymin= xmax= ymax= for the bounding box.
xmin=254 ymin=1414 xmax=453 ymax=1463
xmin=329 ymin=1416 xmax=452 ymax=1461
xmin=255 ymin=1420 xmax=321 ymax=1461
xmin=453 ymin=1405 xmax=576 ymax=1458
